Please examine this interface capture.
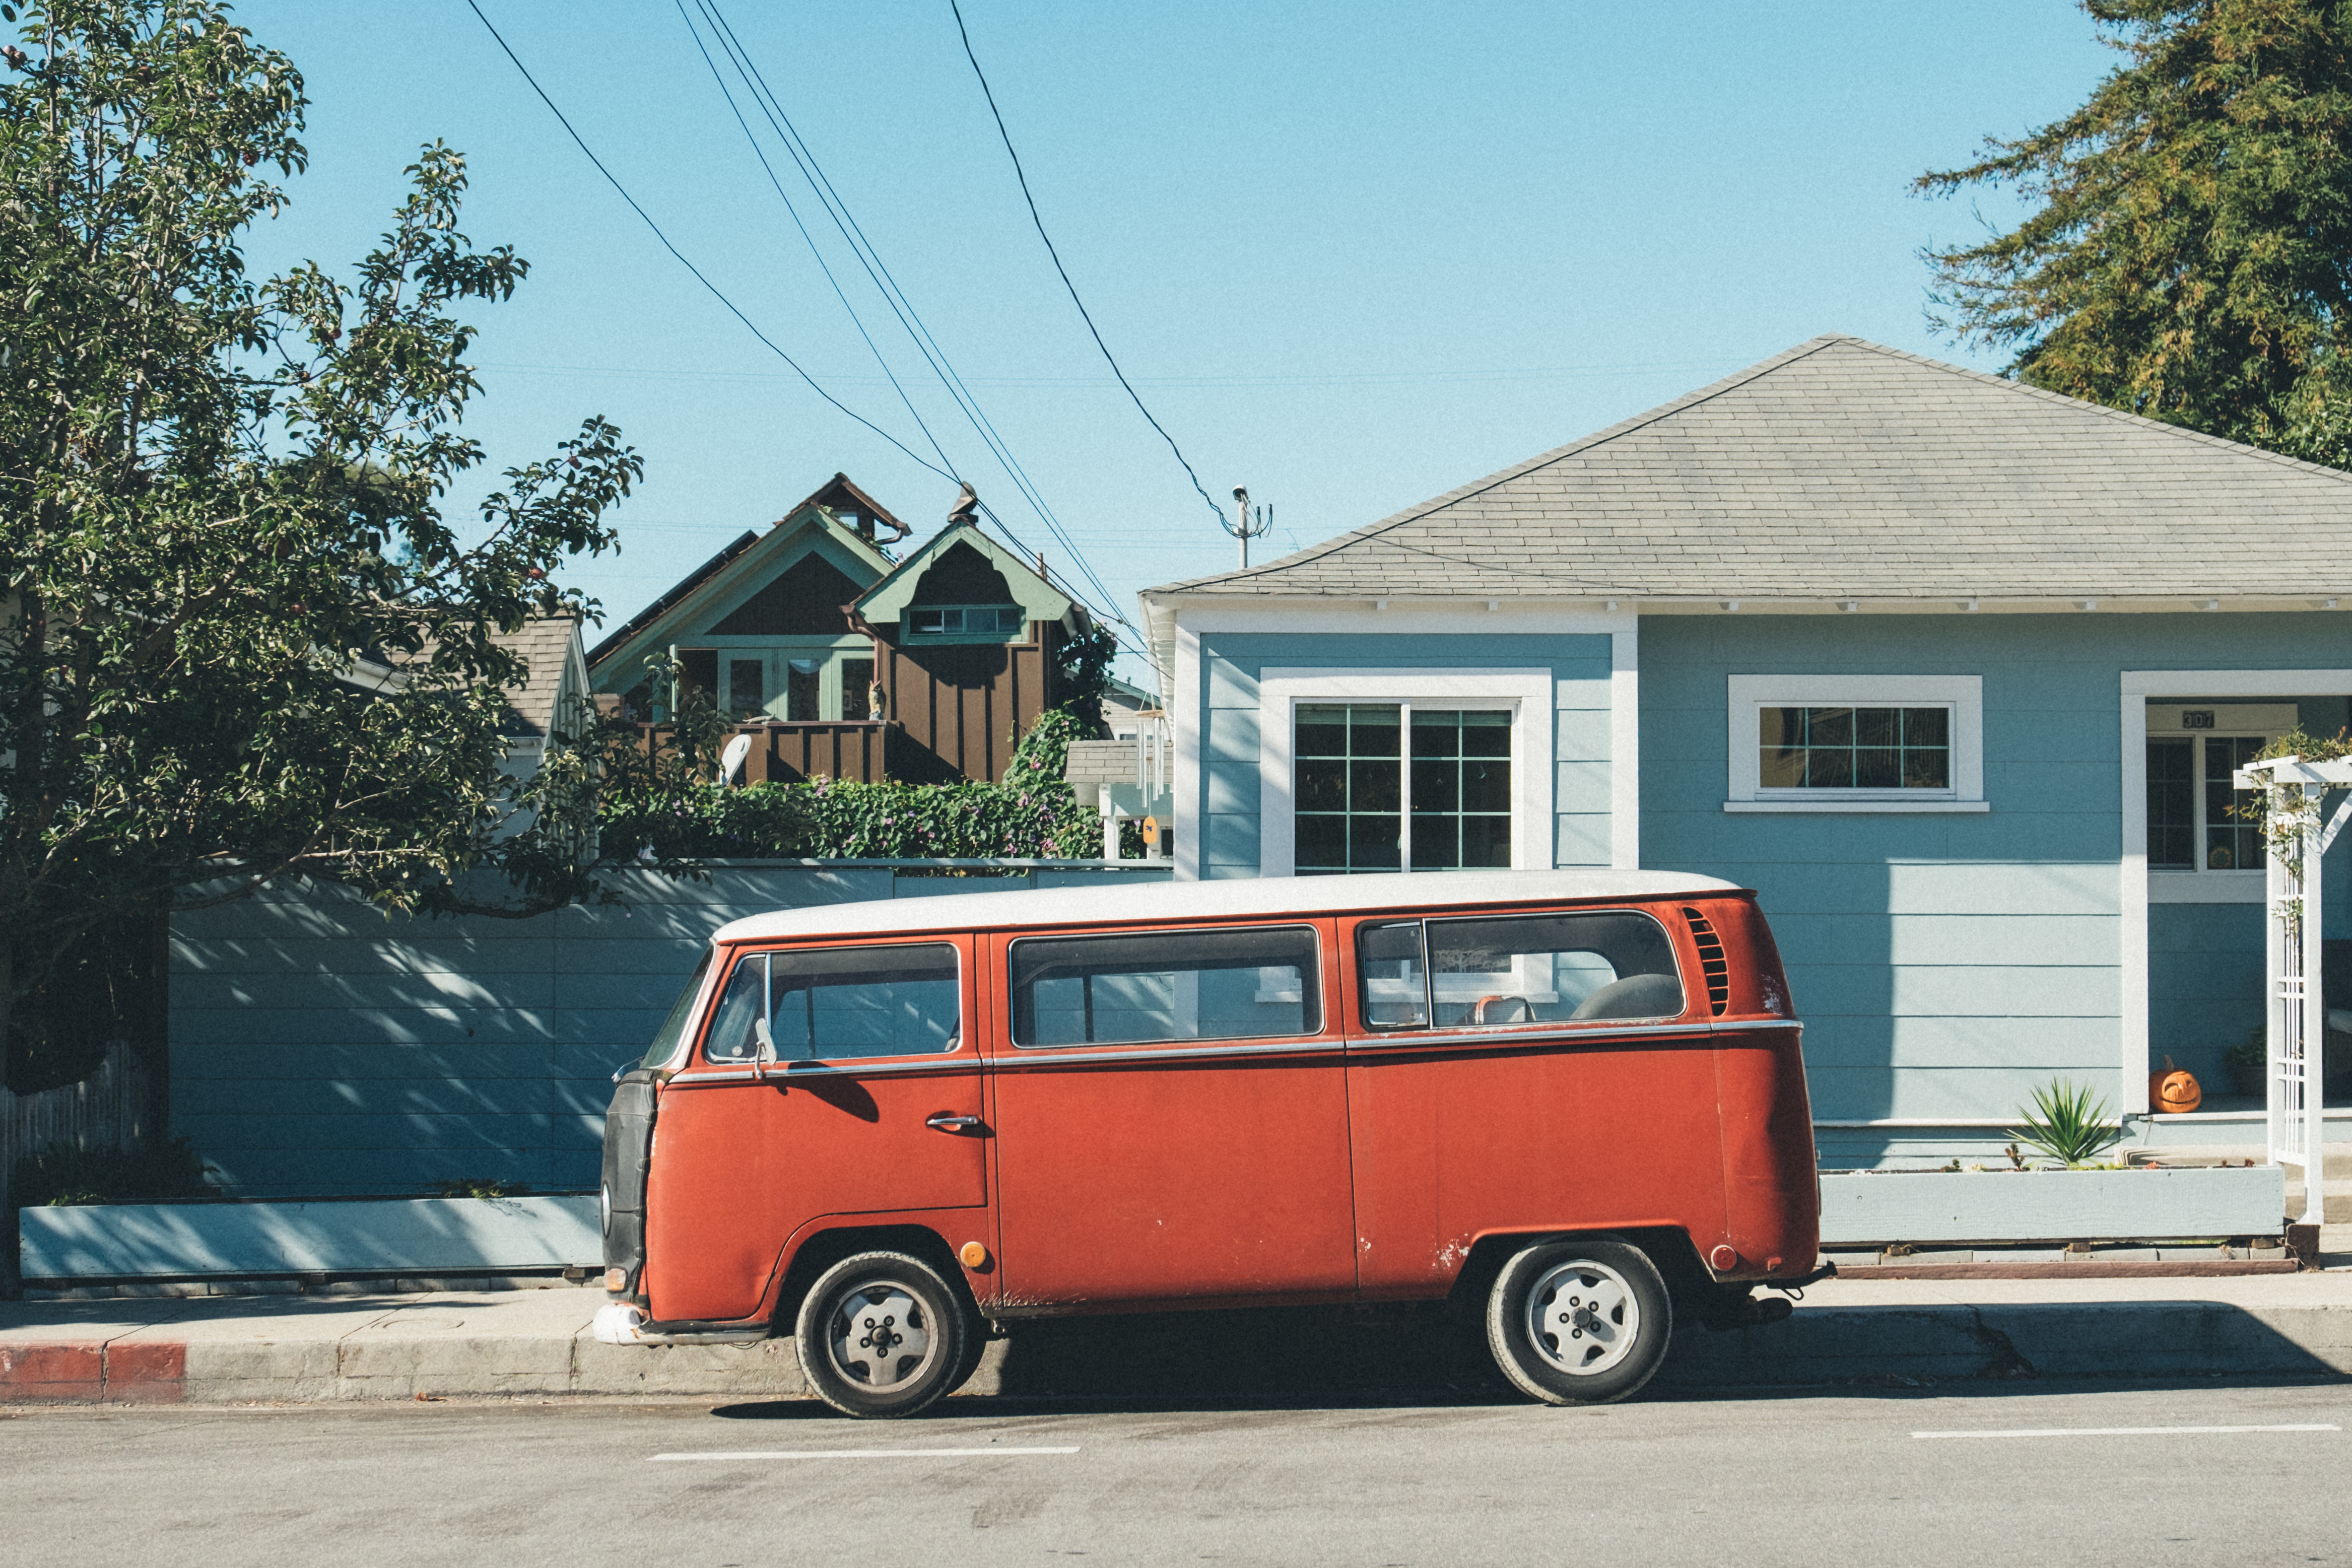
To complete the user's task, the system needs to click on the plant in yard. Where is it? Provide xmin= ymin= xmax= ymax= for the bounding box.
xmin=431 ymin=1177 xmax=529 ymax=1200
xmin=2224 ymin=1025 xmax=2268 ymax=1098
xmin=2007 ymin=1078 xmax=2127 ymax=1169
xmin=0 ymin=2 xmax=652 ymax=1088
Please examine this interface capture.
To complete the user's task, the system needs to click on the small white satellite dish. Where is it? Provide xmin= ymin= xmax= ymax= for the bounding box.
xmin=719 ymin=732 xmax=754 ymax=786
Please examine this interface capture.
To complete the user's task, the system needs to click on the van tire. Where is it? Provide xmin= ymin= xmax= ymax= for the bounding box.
xmin=795 ymin=1250 xmax=975 ymax=1418
xmin=1485 ymin=1236 xmax=1671 ymax=1405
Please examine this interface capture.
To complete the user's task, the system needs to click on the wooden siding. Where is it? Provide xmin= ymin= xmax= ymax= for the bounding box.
xmin=1 ymin=1042 xmax=156 ymax=1219
xmin=879 ymin=623 xmax=1062 ymax=784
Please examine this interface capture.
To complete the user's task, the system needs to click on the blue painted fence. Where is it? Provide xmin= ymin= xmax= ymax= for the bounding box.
xmin=169 ymin=863 xmax=1172 ymax=1198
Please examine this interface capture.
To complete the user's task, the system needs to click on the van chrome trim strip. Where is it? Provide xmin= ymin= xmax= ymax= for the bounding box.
xmin=1342 ymin=1017 xmax=1800 ymax=1053
xmin=669 ymin=1058 xmax=981 ymax=1087
xmin=984 ymin=1038 xmax=1349 ymax=1070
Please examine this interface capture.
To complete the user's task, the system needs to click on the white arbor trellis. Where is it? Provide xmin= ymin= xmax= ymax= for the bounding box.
xmin=2235 ymin=755 xmax=2351 ymax=1225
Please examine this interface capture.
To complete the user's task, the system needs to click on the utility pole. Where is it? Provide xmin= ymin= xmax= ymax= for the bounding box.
xmin=1223 ymin=485 xmax=1273 ymax=568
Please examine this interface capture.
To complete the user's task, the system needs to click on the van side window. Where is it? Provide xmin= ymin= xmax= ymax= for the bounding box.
xmin=1359 ymin=912 xmax=1685 ymax=1029
xmin=1010 ymin=926 xmax=1321 ymax=1047
xmin=702 ymin=944 xmax=961 ymax=1062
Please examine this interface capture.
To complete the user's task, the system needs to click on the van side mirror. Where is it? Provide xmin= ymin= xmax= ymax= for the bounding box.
xmin=753 ymin=1016 xmax=777 ymax=1082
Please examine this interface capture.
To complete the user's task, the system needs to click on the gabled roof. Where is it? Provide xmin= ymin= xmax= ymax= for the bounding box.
xmin=491 ymin=614 xmax=585 ymax=737
xmin=1146 ymin=334 xmax=2352 ymax=606
xmin=586 ymin=479 xmax=902 ymax=679
xmin=854 ymin=517 xmax=1085 ymax=628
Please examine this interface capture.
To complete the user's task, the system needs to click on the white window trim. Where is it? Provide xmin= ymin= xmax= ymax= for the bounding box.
xmin=1257 ymin=669 xmax=1555 ymax=877
xmin=1724 ymin=674 xmax=1986 ymax=813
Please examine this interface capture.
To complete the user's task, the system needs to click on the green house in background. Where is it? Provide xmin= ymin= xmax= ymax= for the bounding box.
xmin=587 ymin=472 xmax=1096 ymax=784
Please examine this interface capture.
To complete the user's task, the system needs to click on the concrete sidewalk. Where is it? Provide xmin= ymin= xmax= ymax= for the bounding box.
xmin=6 ymin=1273 xmax=2352 ymax=1404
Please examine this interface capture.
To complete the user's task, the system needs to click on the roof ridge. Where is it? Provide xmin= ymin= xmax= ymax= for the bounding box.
xmin=1153 ymin=335 xmax=1854 ymax=596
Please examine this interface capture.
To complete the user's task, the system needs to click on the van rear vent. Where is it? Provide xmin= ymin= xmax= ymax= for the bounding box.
xmin=1681 ymin=906 xmax=1730 ymax=1016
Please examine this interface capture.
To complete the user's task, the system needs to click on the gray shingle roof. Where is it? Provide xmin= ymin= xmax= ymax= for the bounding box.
xmin=490 ymin=615 xmax=580 ymax=737
xmin=1146 ymin=335 xmax=2352 ymax=603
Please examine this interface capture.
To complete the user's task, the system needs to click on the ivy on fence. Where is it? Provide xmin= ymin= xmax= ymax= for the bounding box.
xmin=599 ymin=707 xmax=1104 ymax=862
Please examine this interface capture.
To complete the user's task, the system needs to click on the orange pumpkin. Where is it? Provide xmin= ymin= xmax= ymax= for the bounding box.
xmin=2150 ymin=1056 xmax=2202 ymax=1114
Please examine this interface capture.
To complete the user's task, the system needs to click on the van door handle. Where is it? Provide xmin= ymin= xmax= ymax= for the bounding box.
xmin=924 ymin=1113 xmax=984 ymax=1132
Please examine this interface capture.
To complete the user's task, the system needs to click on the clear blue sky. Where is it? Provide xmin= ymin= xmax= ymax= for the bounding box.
xmin=236 ymin=1 xmax=2114 ymax=683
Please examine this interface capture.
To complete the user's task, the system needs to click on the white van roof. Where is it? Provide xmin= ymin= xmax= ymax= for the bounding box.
xmin=710 ymin=868 xmax=1743 ymax=946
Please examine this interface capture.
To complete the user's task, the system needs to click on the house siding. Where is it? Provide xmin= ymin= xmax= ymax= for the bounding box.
xmin=1190 ymin=632 xmax=1618 ymax=880
xmin=1641 ymin=611 xmax=2352 ymax=1143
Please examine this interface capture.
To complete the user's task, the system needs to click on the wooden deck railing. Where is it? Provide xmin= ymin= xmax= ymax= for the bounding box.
xmin=627 ymin=720 xmax=903 ymax=784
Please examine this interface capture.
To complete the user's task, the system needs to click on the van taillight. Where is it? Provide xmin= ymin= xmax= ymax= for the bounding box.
xmin=1681 ymin=907 xmax=1731 ymax=1016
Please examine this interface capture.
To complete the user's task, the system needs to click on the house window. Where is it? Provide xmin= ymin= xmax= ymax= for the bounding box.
xmin=785 ymin=658 xmax=823 ymax=721
xmin=727 ymin=659 xmax=765 ymax=721
xmin=909 ymin=604 xmax=1024 ymax=639
xmin=1760 ymin=706 xmax=1949 ymax=790
xmin=1725 ymin=675 xmax=1985 ymax=812
xmin=1295 ymin=703 xmax=1513 ymax=874
xmin=2144 ymin=705 xmax=2293 ymax=875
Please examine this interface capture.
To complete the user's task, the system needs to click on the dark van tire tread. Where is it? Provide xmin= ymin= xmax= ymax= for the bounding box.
xmin=795 ymin=1250 xmax=976 ymax=1419
xmin=1485 ymin=1236 xmax=1671 ymax=1405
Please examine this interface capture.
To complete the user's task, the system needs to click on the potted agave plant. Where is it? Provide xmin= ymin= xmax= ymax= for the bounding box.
xmin=1817 ymin=1075 xmax=2286 ymax=1247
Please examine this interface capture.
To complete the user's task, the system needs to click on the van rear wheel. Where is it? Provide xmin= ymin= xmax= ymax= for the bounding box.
xmin=1485 ymin=1236 xmax=1671 ymax=1405
xmin=795 ymin=1250 xmax=975 ymax=1419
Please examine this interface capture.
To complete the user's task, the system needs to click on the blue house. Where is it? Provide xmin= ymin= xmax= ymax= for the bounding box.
xmin=1139 ymin=335 xmax=2352 ymax=1165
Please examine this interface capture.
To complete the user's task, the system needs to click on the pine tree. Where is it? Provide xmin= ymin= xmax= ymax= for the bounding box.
xmin=1917 ymin=1 xmax=2352 ymax=464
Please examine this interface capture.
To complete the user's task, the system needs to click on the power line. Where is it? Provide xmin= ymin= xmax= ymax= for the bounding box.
xmin=460 ymin=0 xmax=954 ymax=484
xmin=947 ymin=0 xmax=1227 ymax=528
xmin=672 ymin=0 xmax=961 ymax=483
xmin=692 ymin=0 xmax=1132 ymax=628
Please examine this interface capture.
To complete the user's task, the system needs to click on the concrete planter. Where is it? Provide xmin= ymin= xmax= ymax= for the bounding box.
xmin=17 ymin=1195 xmax=599 ymax=1285
xmin=1818 ymin=1165 xmax=2287 ymax=1247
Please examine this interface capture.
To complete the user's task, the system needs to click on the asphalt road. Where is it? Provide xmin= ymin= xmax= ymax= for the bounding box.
xmin=8 ymin=1380 xmax=2349 ymax=1566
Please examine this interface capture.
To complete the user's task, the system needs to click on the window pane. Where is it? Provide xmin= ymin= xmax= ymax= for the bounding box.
xmin=1459 ymin=814 xmax=1513 ymax=867
xmin=1351 ymin=757 xmax=1402 ymax=814
xmin=1808 ymin=707 xmax=1854 ymax=747
xmin=1759 ymin=707 xmax=1806 ymax=787
xmin=840 ymin=659 xmax=874 ymax=720
xmin=643 ymin=949 xmax=714 ymax=1067
xmin=1011 ymin=927 xmax=1320 ymax=1046
xmin=1297 ymin=758 xmax=1348 ymax=813
xmin=1296 ymin=705 xmax=1348 ymax=757
xmin=1855 ymin=708 xmax=1897 ymax=748
xmin=1424 ymin=912 xmax=1683 ymax=1027
xmin=1806 ymin=745 xmax=1853 ymax=788
xmin=1903 ymin=707 xmax=1949 ymax=747
xmin=1349 ymin=812 xmax=1401 ymax=869
xmin=728 ymin=659 xmax=766 ymax=721
xmin=1295 ymin=812 xmax=1348 ymax=872
xmin=767 ymin=943 xmax=960 ymax=1059
xmin=1412 ymin=757 xmax=1461 ymax=813
xmin=786 ymin=663 xmax=820 ymax=721
xmin=1410 ymin=812 xmax=1459 ymax=870
xmin=1357 ymin=922 xmax=1428 ymax=1028
xmin=702 ymin=954 xmax=766 ymax=1063
xmin=1353 ymin=709 xmax=1401 ymax=759
xmin=1461 ymin=710 xmax=1512 ymax=756
xmin=2204 ymin=735 xmax=2263 ymax=870
xmin=1854 ymin=747 xmax=1900 ymax=788
xmin=2147 ymin=737 xmax=2193 ymax=869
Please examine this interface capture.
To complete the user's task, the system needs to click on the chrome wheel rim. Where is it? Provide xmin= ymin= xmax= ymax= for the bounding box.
xmin=826 ymin=1280 xmax=938 ymax=1392
xmin=1525 ymin=1259 xmax=1639 ymax=1377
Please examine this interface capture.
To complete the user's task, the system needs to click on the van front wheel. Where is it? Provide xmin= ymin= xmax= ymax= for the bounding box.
xmin=796 ymin=1250 xmax=975 ymax=1418
xmin=1485 ymin=1237 xmax=1671 ymax=1405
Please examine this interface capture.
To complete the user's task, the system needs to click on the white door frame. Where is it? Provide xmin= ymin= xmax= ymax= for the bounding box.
xmin=2120 ymin=668 xmax=2352 ymax=1112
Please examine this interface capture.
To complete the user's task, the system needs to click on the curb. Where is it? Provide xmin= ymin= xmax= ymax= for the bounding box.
xmin=8 ymin=1292 xmax=2352 ymax=1405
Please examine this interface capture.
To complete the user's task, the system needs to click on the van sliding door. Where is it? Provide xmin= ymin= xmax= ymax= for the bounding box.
xmin=985 ymin=920 xmax=1355 ymax=1309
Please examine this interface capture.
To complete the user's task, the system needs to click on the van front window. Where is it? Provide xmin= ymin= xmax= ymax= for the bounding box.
xmin=639 ymin=949 xmax=714 ymax=1068
xmin=703 ymin=943 xmax=962 ymax=1063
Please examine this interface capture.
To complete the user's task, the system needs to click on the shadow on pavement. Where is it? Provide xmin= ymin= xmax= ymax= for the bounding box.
xmin=706 ymin=1298 xmax=2350 ymax=1420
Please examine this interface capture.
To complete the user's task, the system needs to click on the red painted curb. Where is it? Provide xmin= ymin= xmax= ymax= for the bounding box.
xmin=0 ymin=1341 xmax=186 ymax=1404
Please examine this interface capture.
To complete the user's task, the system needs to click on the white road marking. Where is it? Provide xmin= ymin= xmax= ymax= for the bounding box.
xmin=1913 ymin=1424 xmax=2338 ymax=1441
xmin=649 ymin=1446 xmax=1081 ymax=1462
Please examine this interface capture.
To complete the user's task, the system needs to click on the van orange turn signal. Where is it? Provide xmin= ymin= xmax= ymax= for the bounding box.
xmin=959 ymin=1241 xmax=990 ymax=1269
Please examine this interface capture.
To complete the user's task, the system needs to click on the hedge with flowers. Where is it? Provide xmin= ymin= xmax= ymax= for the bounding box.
xmin=599 ymin=706 xmax=1102 ymax=862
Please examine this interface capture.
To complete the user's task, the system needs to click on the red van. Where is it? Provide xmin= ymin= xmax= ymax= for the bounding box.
xmin=594 ymin=869 xmax=1820 ymax=1416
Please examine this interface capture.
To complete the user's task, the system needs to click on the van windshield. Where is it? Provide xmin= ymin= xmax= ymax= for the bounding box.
xmin=640 ymin=949 xmax=714 ymax=1068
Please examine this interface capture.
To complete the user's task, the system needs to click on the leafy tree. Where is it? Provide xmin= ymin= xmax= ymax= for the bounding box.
xmin=1916 ymin=0 xmax=2352 ymax=463
xmin=0 ymin=1 xmax=641 ymax=1083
